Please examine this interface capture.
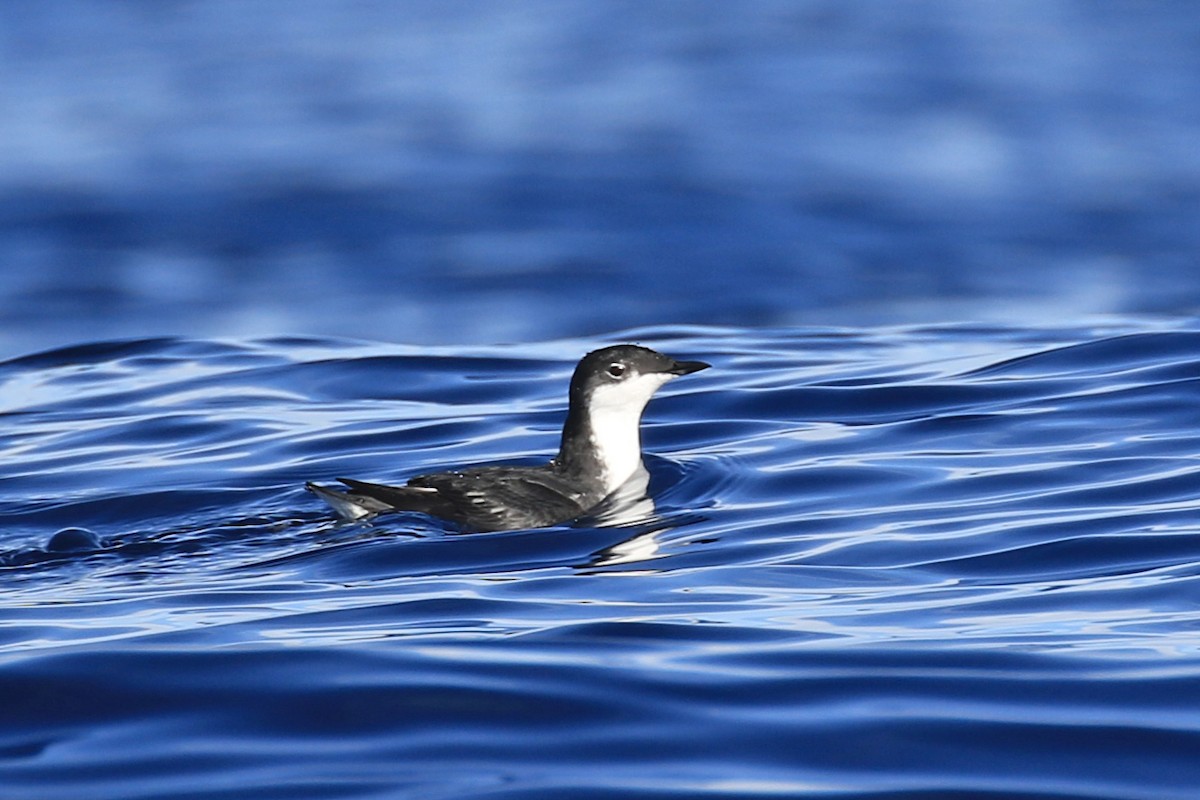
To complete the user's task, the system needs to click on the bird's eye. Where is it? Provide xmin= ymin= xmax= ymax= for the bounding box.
xmin=606 ymin=362 xmax=627 ymax=379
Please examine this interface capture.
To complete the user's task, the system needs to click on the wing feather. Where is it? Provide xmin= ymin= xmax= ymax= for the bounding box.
xmin=334 ymin=467 xmax=596 ymax=531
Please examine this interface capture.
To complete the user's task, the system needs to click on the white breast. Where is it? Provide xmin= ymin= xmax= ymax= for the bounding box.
xmin=586 ymin=372 xmax=674 ymax=494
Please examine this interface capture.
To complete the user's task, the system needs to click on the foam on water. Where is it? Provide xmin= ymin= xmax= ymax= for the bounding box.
xmin=3 ymin=322 xmax=1200 ymax=799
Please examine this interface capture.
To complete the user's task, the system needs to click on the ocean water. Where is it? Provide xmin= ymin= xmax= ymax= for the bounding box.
xmin=4 ymin=2 xmax=1200 ymax=356
xmin=5 ymin=3 xmax=1200 ymax=798
xmin=4 ymin=322 xmax=1200 ymax=799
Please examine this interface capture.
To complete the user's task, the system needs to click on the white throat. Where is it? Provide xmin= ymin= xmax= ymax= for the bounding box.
xmin=585 ymin=372 xmax=674 ymax=494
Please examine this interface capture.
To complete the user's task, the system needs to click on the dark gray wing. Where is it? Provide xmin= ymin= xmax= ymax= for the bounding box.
xmin=407 ymin=467 xmax=593 ymax=531
xmin=338 ymin=466 xmax=594 ymax=531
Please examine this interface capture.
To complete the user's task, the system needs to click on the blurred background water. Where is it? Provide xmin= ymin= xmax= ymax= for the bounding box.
xmin=2 ymin=0 xmax=1200 ymax=354
xmin=5 ymin=3 xmax=1200 ymax=799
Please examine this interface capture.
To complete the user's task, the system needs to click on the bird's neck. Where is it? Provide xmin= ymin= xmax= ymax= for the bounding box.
xmin=556 ymin=405 xmax=644 ymax=496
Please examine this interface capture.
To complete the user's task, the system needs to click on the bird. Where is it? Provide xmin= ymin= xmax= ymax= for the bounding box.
xmin=306 ymin=344 xmax=709 ymax=532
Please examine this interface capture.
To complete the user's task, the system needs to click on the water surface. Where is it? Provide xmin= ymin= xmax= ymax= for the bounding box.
xmin=4 ymin=322 xmax=1200 ymax=798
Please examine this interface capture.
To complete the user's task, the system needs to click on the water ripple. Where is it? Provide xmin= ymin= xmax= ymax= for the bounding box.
xmin=5 ymin=323 xmax=1200 ymax=798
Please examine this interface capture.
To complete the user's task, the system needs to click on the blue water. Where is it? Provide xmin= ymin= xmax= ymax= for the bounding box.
xmin=4 ymin=2 xmax=1200 ymax=355
xmin=4 ymin=323 xmax=1200 ymax=799
xmin=6 ymin=3 xmax=1200 ymax=798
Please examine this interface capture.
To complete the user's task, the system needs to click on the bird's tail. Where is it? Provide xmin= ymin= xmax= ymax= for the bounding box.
xmin=305 ymin=481 xmax=391 ymax=521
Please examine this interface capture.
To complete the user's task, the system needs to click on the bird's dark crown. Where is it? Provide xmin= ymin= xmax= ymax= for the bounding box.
xmin=569 ymin=344 xmax=683 ymax=398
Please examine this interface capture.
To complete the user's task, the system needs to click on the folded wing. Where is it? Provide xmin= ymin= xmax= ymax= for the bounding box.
xmin=330 ymin=466 xmax=592 ymax=531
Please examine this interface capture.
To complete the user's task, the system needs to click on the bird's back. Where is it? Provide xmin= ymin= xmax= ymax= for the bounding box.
xmin=339 ymin=464 xmax=597 ymax=531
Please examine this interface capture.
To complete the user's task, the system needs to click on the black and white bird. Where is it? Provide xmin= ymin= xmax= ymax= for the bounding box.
xmin=306 ymin=344 xmax=709 ymax=532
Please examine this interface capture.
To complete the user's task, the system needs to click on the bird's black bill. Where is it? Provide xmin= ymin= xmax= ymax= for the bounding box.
xmin=668 ymin=359 xmax=710 ymax=376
